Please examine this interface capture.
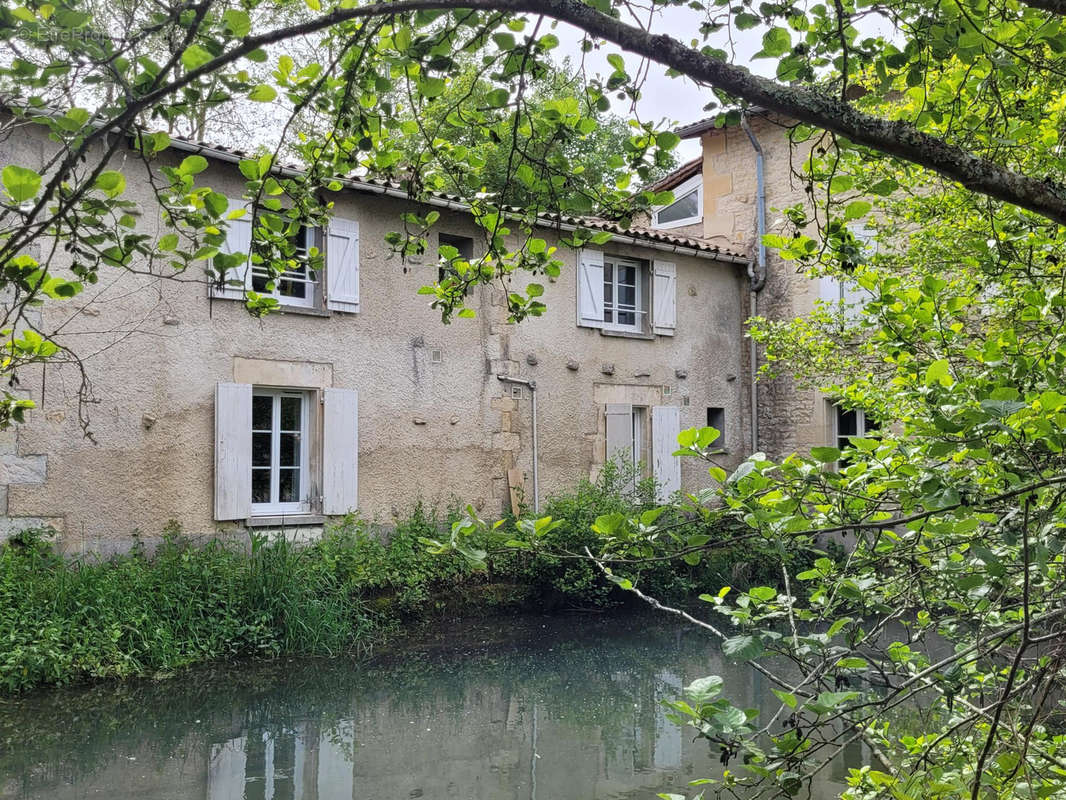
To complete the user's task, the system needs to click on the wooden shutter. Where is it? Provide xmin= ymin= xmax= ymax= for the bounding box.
xmin=652 ymin=405 xmax=682 ymax=501
xmin=605 ymin=403 xmax=633 ymax=465
xmin=652 ymin=260 xmax=677 ymax=336
xmin=577 ymin=249 xmax=605 ymax=328
xmin=326 ymin=217 xmax=360 ymax=313
xmin=322 ymin=387 xmax=358 ymax=514
xmin=214 ymin=382 xmax=252 ymax=520
xmin=210 ymin=198 xmax=252 ymax=300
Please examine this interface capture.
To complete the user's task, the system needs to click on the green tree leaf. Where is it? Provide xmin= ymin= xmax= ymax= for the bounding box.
xmin=2 ymin=165 xmax=41 ymax=202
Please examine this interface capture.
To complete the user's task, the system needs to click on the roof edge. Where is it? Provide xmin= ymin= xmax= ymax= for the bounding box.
xmin=167 ymin=137 xmax=749 ymax=265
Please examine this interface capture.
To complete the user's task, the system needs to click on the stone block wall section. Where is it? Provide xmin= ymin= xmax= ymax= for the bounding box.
xmin=0 ymin=427 xmax=62 ymax=544
xmin=697 ymin=115 xmax=829 ymax=459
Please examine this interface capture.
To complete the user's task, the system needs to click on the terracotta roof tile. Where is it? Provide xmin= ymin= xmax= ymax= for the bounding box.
xmin=167 ymin=133 xmax=747 ymax=261
xmin=645 ymin=157 xmax=702 ymax=193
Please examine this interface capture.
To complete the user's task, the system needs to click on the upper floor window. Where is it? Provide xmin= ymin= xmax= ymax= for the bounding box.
xmin=819 ymin=224 xmax=876 ymax=321
xmin=251 ymin=225 xmax=319 ymax=309
xmin=578 ymin=250 xmax=677 ymax=337
xmin=438 ymin=232 xmax=476 ymax=296
xmin=603 ymin=256 xmax=644 ymax=332
xmin=211 ymin=197 xmax=361 ymax=315
xmin=652 ymin=175 xmax=702 ymax=229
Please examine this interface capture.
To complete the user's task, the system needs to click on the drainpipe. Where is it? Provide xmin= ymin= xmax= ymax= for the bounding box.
xmin=496 ymin=375 xmax=539 ymax=513
xmin=741 ymin=113 xmax=767 ymax=455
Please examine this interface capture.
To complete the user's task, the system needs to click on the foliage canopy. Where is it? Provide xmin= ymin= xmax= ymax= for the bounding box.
xmin=4 ymin=0 xmax=1066 ymax=797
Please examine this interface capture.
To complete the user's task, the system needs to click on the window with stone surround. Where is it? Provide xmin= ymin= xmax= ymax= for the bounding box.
xmin=251 ymin=389 xmax=311 ymax=515
xmin=214 ymin=383 xmax=359 ymax=522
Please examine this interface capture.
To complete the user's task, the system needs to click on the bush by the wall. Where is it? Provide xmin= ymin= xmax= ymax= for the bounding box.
xmin=0 ymin=481 xmax=810 ymax=693
xmin=487 ymin=461 xmax=804 ymax=609
xmin=0 ymin=526 xmax=378 ymax=692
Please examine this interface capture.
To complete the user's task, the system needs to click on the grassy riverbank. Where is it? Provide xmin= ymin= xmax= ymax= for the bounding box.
xmin=0 ymin=473 xmax=800 ymax=693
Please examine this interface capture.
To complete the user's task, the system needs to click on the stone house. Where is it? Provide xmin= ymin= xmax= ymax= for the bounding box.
xmin=0 ymin=121 xmax=761 ymax=553
xmin=652 ymin=111 xmax=873 ymax=460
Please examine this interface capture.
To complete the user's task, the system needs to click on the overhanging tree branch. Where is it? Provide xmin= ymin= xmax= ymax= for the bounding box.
xmin=1015 ymin=0 xmax=1066 ymax=14
xmin=27 ymin=0 xmax=1066 ymax=226
xmin=122 ymin=0 xmax=1066 ymax=227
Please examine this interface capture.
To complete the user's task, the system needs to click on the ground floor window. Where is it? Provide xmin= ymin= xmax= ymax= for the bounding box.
xmin=252 ymin=389 xmax=310 ymax=514
xmin=215 ymin=383 xmax=359 ymax=521
xmin=630 ymin=406 xmax=646 ymax=468
xmin=605 ymin=403 xmax=648 ymax=476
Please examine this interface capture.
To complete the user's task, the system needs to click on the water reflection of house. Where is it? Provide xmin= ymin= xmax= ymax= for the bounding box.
xmin=208 ymin=723 xmax=354 ymax=800
xmin=6 ymin=620 xmax=862 ymax=800
xmin=203 ymin=680 xmax=701 ymax=800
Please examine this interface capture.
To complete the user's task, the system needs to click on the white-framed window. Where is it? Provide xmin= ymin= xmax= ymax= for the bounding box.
xmin=251 ymin=389 xmax=311 ymax=514
xmin=831 ymin=402 xmax=879 ymax=463
xmin=603 ymin=256 xmax=645 ymax=332
xmin=251 ymin=225 xmax=318 ymax=309
xmin=652 ymin=174 xmax=702 ymax=230
xmin=215 ymin=383 xmax=359 ymax=521
xmin=606 ymin=403 xmax=682 ymax=498
xmin=819 ymin=224 xmax=876 ymax=321
xmin=631 ymin=406 xmax=647 ymax=467
xmin=606 ymin=403 xmax=648 ymax=487
xmin=212 ymin=198 xmax=361 ymax=314
xmin=578 ymin=251 xmax=675 ymax=336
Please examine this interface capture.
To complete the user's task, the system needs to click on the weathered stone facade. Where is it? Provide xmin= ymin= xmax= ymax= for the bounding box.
xmin=686 ymin=114 xmax=833 ymax=458
xmin=0 ymin=122 xmax=757 ymax=552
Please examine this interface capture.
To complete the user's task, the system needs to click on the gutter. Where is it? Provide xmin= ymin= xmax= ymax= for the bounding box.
xmin=167 ymin=138 xmax=750 ymax=267
xmin=741 ymin=114 xmax=767 ymax=455
xmin=496 ymin=375 xmax=539 ymax=513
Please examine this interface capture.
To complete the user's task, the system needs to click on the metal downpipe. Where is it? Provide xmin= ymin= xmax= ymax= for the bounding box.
xmin=741 ymin=114 xmax=767 ymax=455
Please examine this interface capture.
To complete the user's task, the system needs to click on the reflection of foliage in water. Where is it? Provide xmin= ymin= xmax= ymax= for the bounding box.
xmin=0 ymin=613 xmax=735 ymax=792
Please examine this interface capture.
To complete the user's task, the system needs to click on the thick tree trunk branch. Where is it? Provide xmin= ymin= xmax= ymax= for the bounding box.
xmin=505 ymin=0 xmax=1066 ymax=224
xmin=1016 ymin=0 xmax=1066 ymax=14
xmin=62 ymin=0 xmax=1066 ymax=225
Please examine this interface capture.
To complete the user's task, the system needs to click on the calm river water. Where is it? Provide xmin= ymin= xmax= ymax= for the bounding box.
xmin=0 ymin=613 xmax=857 ymax=800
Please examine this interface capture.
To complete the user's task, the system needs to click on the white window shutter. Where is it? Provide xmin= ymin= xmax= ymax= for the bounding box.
xmin=322 ymin=387 xmax=359 ymax=515
xmin=652 ymin=260 xmax=677 ymax=336
xmin=652 ymin=405 xmax=682 ymax=501
xmin=605 ymin=403 xmax=633 ymax=465
xmin=210 ymin=198 xmax=252 ymax=300
xmin=214 ymin=382 xmax=252 ymax=520
xmin=577 ymin=249 xmax=605 ymax=328
xmin=326 ymin=217 xmax=360 ymax=313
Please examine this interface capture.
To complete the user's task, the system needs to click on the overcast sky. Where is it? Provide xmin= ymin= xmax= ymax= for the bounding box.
xmin=548 ymin=7 xmax=768 ymax=162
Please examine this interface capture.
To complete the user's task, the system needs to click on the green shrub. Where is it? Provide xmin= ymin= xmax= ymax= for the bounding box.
xmin=0 ymin=480 xmax=811 ymax=693
xmin=0 ymin=526 xmax=381 ymax=692
xmin=315 ymin=502 xmax=475 ymax=613
xmin=487 ymin=461 xmax=805 ymax=609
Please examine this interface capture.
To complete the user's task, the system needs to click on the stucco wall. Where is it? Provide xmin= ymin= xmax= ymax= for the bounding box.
xmin=0 ymin=126 xmax=751 ymax=552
